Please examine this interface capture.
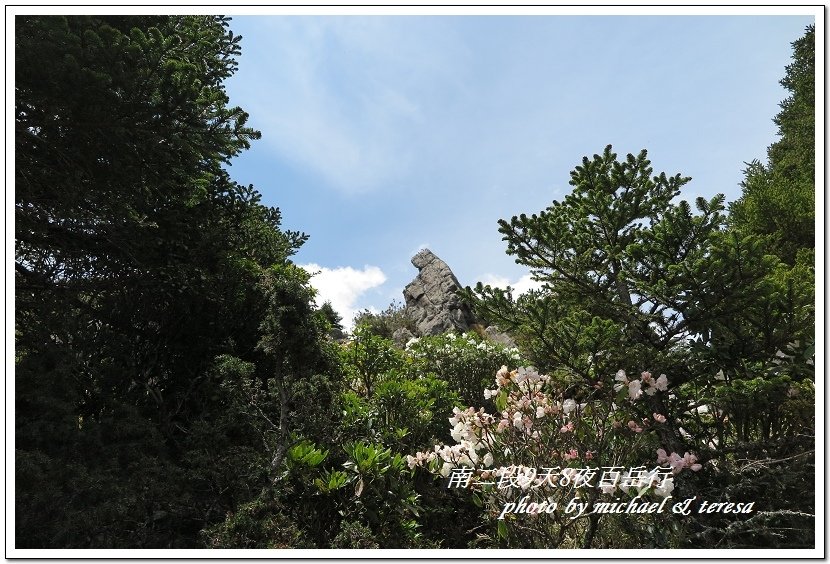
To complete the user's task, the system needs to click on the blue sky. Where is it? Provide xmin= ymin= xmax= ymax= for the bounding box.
xmin=222 ymin=13 xmax=814 ymax=328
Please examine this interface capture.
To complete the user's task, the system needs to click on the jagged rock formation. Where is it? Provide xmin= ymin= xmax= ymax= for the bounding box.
xmin=403 ymin=249 xmax=477 ymax=336
xmin=484 ymin=325 xmax=516 ymax=348
xmin=391 ymin=327 xmax=416 ymax=348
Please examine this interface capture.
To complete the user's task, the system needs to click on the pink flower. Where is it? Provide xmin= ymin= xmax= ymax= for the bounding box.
xmin=560 ymin=421 xmax=574 ymax=433
xmin=683 ymin=452 xmax=702 ymax=471
xmin=653 ymin=412 xmax=667 ymax=424
xmin=641 ymin=371 xmax=652 ymax=383
xmin=627 ymin=420 xmax=643 ymax=433
xmin=668 ymin=452 xmax=685 ymax=474
xmin=584 ymin=451 xmax=594 ymax=460
xmin=496 ymin=368 xmax=512 ymax=388
xmin=654 ymin=374 xmax=669 ymax=391
xmin=563 ymin=448 xmax=579 ymax=461
xmin=656 ymin=448 xmax=669 ymax=464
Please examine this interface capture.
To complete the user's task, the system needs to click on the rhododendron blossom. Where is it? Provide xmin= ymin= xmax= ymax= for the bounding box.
xmin=654 ymin=477 xmax=674 ymax=497
xmin=408 ymin=364 xmax=702 ymax=527
xmin=563 ymin=399 xmax=577 ymax=414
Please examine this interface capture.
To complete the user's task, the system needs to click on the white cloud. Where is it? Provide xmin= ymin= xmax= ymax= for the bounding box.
xmin=300 ymin=263 xmax=387 ymax=330
xmin=232 ymin=17 xmax=465 ymax=196
xmin=478 ymin=273 xmax=544 ymax=296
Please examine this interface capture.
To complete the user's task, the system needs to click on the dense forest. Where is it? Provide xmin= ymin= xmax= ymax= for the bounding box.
xmin=15 ymin=16 xmax=815 ymax=549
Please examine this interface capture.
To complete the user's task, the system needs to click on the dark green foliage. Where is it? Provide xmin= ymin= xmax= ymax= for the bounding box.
xmin=465 ymin=147 xmax=810 ymax=390
xmin=15 ymin=15 xmax=815 ymax=551
xmin=353 ymin=300 xmax=416 ymax=340
xmin=331 ymin=521 xmax=381 ymax=549
xmin=336 ymin=442 xmax=424 ymax=547
xmin=319 ymin=301 xmax=347 ymax=340
xmin=202 ymin=493 xmax=313 ymax=549
xmin=340 ymin=371 xmax=460 ymax=452
xmin=468 ymin=147 xmax=736 ymax=382
xmin=405 ymin=332 xmax=521 ymax=407
xmin=14 ymin=15 xmax=331 ymax=549
xmin=730 ymin=25 xmax=814 ymax=265
xmin=463 ymin=142 xmax=813 ymax=547
xmin=341 ymin=326 xmax=405 ymax=396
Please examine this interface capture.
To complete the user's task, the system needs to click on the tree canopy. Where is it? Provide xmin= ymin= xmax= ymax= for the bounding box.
xmin=729 ymin=25 xmax=815 ymax=265
xmin=14 ymin=17 xmax=816 ymax=551
xmin=15 ymin=15 xmax=331 ymax=548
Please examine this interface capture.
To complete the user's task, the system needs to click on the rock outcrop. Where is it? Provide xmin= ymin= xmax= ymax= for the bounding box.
xmin=484 ymin=325 xmax=516 ymax=348
xmin=403 ymin=249 xmax=477 ymax=336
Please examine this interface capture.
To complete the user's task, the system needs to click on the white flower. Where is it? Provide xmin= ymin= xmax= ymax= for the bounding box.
xmin=654 ymin=477 xmax=674 ymax=497
xmin=654 ymin=374 xmax=668 ymax=391
xmin=613 ymin=369 xmax=628 ymax=392
xmin=483 ymin=452 xmax=494 ymax=467
xmin=450 ymin=422 xmax=466 ymax=442
xmin=628 ymin=380 xmax=642 ymax=400
xmin=512 ymin=412 xmax=524 ymax=429
xmin=439 ymin=462 xmax=454 ymax=477
xmin=563 ymin=399 xmax=577 ymax=414
xmin=536 ymin=406 xmax=546 ymax=418
xmin=516 ymin=473 xmax=533 ymax=490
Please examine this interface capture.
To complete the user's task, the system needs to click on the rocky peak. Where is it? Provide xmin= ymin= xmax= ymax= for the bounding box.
xmin=402 ymin=249 xmax=478 ymax=336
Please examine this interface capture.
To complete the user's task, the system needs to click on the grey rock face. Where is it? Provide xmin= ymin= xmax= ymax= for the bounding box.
xmin=403 ymin=249 xmax=478 ymax=336
xmin=484 ymin=325 xmax=516 ymax=348
xmin=392 ymin=327 xmax=415 ymax=348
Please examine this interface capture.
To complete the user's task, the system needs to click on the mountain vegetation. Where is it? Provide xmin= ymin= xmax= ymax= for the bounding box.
xmin=15 ymin=17 xmax=815 ymax=549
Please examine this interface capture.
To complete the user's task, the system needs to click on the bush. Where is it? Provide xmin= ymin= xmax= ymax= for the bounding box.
xmin=405 ymin=332 xmax=522 ymax=407
xmin=352 ymin=300 xmax=416 ymax=340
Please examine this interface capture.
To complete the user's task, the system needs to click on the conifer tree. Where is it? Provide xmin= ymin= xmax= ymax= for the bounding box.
xmin=730 ymin=25 xmax=815 ymax=265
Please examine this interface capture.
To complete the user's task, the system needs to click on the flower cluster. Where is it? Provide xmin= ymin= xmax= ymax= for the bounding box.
xmin=614 ymin=370 xmax=668 ymax=400
xmin=410 ymin=364 xmax=700 ymax=510
xmin=406 ymin=332 xmax=521 ymax=363
xmin=656 ymin=448 xmax=703 ymax=473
